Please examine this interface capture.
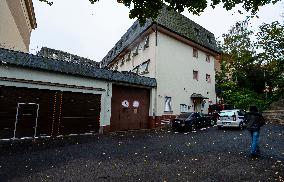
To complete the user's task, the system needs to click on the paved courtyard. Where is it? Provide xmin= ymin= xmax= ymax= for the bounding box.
xmin=0 ymin=124 xmax=283 ymax=182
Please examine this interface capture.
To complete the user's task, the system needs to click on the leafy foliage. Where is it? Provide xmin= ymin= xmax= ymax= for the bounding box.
xmin=217 ymin=19 xmax=284 ymax=111
xmin=38 ymin=0 xmax=281 ymax=23
xmin=256 ymin=21 xmax=284 ymax=99
xmin=218 ymin=81 xmax=269 ymax=111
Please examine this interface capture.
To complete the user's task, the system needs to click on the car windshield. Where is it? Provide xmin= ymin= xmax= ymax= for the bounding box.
xmin=219 ymin=111 xmax=236 ymax=117
xmin=177 ymin=112 xmax=193 ymax=119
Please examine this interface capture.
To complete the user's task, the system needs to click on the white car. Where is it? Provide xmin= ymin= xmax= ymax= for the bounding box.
xmin=216 ymin=109 xmax=246 ymax=129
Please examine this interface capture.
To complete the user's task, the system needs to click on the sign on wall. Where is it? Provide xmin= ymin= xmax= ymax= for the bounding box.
xmin=122 ymin=100 xmax=129 ymax=108
xmin=133 ymin=101 xmax=140 ymax=108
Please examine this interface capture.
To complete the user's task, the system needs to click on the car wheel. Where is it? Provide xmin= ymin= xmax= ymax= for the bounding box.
xmin=191 ymin=124 xmax=197 ymax=131
xmin=239 ymin=122 xmax=244 ymax=130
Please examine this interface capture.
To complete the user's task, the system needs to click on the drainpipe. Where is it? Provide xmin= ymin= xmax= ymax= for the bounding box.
xmin=154 ymin=23 xmax=158 ymax=122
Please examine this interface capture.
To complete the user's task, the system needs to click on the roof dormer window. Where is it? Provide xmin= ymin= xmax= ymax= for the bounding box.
xmin=52 ymin=53 xmax=58 ymax=59
xmin=194 ymin=28 xmax=200 ymax=36
xmin=114 ymin=63 xmax=118 ymax=71
xmin=207 ymin=36 xmax=212 ymax=44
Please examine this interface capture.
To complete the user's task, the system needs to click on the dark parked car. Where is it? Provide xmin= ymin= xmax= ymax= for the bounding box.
xmin=172 ymin=112 xmax=214 ymax=131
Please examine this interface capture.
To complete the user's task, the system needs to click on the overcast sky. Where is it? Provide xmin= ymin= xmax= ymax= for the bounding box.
xmin=29 ymin=0 xmax=284 ymax=62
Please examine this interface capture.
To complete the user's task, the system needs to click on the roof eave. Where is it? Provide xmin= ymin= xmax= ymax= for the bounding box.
xmin=24 ymin=0 xmax=37 ymax=29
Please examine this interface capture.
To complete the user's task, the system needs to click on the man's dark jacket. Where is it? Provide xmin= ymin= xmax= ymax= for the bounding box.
xmin=244 ymin=112 xmax=265 ymax=131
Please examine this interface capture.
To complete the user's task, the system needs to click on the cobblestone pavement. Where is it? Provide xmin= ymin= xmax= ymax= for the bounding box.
xmin=0 ymin=124 xmax=283 ymax=182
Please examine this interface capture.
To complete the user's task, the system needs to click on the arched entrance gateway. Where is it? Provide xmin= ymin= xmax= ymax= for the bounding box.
xmin=191 ymin=93 xmax=208 ymax=113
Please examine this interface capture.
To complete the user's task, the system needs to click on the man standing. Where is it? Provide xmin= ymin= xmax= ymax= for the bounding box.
xmin=244 ymin=106 xmax=266 ymax=158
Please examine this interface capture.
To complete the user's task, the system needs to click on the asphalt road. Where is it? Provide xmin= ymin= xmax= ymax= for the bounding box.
xmin=0 ymin=124 xmax=283 ymax=182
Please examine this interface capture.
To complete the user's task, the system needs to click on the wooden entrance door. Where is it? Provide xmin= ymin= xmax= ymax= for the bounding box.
xmin=193 ymin=98 xmax=202 ymax=112
xmin=0 ymin=86 xmax=101 ymax=139
xmin=14 ymin=103 xmax=39 ymax=138
xmin=110 ymin=85 xmax=150 ymax=131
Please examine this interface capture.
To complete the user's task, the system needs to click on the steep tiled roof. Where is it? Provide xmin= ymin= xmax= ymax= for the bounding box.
xmin=37 ymin=47 xmax=100 ymax=68
xmin=0 ymin=48 xmax=156 ymax=87
xmin=101 ymin=20 xmax=153 ymax=67
xmin=101 ymin=7 xmax=219 ymax=67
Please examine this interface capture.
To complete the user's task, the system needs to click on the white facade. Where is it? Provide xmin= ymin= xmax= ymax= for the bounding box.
xmin=109 ymin=29 xmax=218 ymax=116
xmin=155 ymin=32 xmax=216 ymax=116
xmin=0 ymin=0 xmax=36 ymax=52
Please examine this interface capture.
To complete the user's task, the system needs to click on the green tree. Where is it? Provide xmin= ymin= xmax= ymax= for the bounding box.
xmin=218 ymin=18 xmax=265 ymax=92
xmin=217 ymin=19 xmax=284 ymax=110
xmin=39 ymin=0 xmax=281 ymax=23
xmin=256 ymin=21 xmax=284 ymax=99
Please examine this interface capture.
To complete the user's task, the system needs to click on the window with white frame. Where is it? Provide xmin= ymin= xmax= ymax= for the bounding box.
xmin=144 ymin=36 xmax=150 ymax=49
xmin=180 ymin=104 xmax=189 ymax=113
xmin=193 ymin=70 xmax=199 ymax=80
xmin=132 ymin=66 xmax=139 ymax=74
xmin=126 ymin=52 xmax=131 ymax=61
xmin=139 ymin=60 xmax=150 ymax=74
xmin=114 ymin=63 xmax=118 ymax=71
xmin=164 ymin=97 xmax=172 ymax=112
xmin=120 ymin=58 xmax=125 ymax=66
xmin=193 ymin=48 xmax=198 ymax=58
xmin=206 ymin=74 xmax=211 ymax=83
xmin=206 ymin=55 xmax=210 ymax=63
xmin=133 ymin=45 xmax=139 ymax=57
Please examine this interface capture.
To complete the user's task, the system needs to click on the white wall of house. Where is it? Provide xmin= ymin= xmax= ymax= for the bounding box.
xmin=156 ymin=32 xmax=216 ymax=116
xmin=0 ymin=65 xmax=112 ymax=127
xmin=0 ymin=0 xmax=28 ymax=52
xmin=108 ymin=29 xmax=217 ymax=117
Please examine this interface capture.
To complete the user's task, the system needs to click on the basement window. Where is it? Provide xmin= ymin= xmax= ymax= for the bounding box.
xmin=164 ymin=97 xmax=172 ymax=112
xmin=193 ymin=48 xmax=198 ymax=58
xmin=193 ymin=70 xmax=199 ymax=80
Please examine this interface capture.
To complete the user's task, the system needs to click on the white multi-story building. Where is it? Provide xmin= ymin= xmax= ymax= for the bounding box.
xmin=101 ymin=8 xmax=220 ymax=122
xmin=0 ymin=0 xmax=37 ymax=52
